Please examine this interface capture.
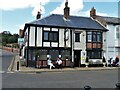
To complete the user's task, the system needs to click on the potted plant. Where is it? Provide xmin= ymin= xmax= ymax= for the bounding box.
xmin=102 ymin=56 xmax=106 ymax=67
xmin=85 ymin=56 xmax=89 ymax=68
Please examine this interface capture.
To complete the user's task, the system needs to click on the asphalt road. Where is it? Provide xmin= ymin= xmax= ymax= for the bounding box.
xmin=1 ymin=49 xmax=14 ymax=72
xmin=1 ymin=49 xmax=119 ymax=89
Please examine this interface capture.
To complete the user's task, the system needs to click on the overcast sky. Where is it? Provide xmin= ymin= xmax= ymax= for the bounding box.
xmin=0 ymin=0 xmax=119 ymax=34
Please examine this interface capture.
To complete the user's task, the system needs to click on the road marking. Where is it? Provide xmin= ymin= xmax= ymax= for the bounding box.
xmin=0 ymin=71 xmax=5 ymax=73
xmin=6 ymin=71 xmax=15 ymax=73
xmin=0 ymin=71 xmax=15 ymax=74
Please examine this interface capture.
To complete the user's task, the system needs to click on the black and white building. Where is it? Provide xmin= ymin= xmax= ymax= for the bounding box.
xmin=21 ymin=1 xmax=108 ymax=68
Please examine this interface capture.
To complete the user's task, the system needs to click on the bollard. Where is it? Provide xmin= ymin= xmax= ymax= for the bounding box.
xmin=84 ymin=85 xmax=91 ymax=90
xmin=17 ymin=61 xmax=19 ymax=71
xmin=116 ymin=83 xmax=120 ymax=90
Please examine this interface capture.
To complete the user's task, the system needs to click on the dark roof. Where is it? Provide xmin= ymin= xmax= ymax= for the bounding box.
xmin=26 ymin=14 xmax=108 ymax=31
xmin=96 ymin=15 xmax=120 ymax=25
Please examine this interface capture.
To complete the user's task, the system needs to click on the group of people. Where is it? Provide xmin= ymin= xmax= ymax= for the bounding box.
xmin=47 ymin=58 xmax=62 ymax=69
xmin=108 ymin=56 xmax=120 ymax=67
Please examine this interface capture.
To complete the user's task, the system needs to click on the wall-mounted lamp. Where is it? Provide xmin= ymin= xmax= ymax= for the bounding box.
xmin=59 ymin=55 xmax=62 ymax=58
xmin=47 ymin=55 xmax=50 ymax=58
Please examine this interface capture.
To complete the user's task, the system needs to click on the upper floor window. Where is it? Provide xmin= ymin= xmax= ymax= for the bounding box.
xmin=44 ymin=32 xmax=49 ymax=41
xmin=97 ymin=32 xmax=102 ymax=42
xmin=86 ymin=31 xmax=102 ymax=49
xmin=87 ymin=31 xmax=102 ymax=42
xmin=75 ymin=33 xmax=80 ymax=42
xmin=116 ymin=26 xmax=120 ymax=39
xmin=87 ymin=32 xmax=92 ymax=42
xmin=43 ymin=31 xmax=58 ymax=42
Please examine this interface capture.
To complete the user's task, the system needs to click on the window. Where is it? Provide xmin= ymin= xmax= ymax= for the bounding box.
xmin=44 ymin=32 xmax=49 ymax=41
xmin=75 ymin=33 xmax=80 ymax=42
xmin=61 ymin=50 xmax=71 ymax=60
xmin=93 ymin=32 xmax=97 ymax=42
xmin=49 ymin=50 xmax=59 ymax=60
xmin=87 ymin=51 xmax=102 ymax=59
xmin=49 ymin=32 xmax=58 ymax=41
xmin=87 ymin=32 xmax=92 ymax=42
xmin=43 ymin=31 xmax=58 ymax=42
xmin=87 ymin=31 xmax=102 ymax=42
xmin=116 ymin=26 xmax=120 ymax=39
xmin=86 ymin=31 xmax=102 ymax=49
xmin=97 ymin=32 xmax=102 ymax=42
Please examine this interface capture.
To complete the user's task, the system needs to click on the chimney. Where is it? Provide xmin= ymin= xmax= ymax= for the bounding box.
xmin=36 ymin=11 xmax=41 ymax=20
xmin=90 ymin=7 xmax=96 ymax=19
xmin=19 ymin=29 xmax=24 ymax=38
xmin=64 ymin=0 xmax=70 ymax=19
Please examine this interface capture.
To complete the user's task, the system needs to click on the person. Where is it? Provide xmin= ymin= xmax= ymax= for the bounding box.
xmin=108 ymin=57 xmax=113 ymax=67
xmin=114 ymin=56 xmax=119 ymax=66
xmin=56 ymin=58 xmax=62 ymax=69
xmin=47 ymin=58 xmax=55 ymax=69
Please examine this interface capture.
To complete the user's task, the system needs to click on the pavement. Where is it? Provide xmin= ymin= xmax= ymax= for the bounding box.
xmin=8 ymin=55 xmax=120 ymax=73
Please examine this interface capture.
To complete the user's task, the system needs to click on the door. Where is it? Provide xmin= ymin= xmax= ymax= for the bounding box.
xmin=74 ymin=50 xmax=81 ymax=67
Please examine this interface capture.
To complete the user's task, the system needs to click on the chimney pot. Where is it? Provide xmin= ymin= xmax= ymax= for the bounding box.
xmin=64 ymin=0 xmax=70 ymax=19
xmin=36 ymin=11 xmax=41 ymax=20
xmin=90 ymin=7 xmax=96 ymax=19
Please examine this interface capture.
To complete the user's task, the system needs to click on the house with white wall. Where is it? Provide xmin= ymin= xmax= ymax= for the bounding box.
xmin=21 ymin=1 xmax=108 ymax=68
xmin=90 ymin=7 xmax=120 ymax=63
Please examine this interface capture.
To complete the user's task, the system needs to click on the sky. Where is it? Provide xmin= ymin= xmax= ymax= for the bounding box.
xmin=0 ymin=0 xmax=119 ymax=34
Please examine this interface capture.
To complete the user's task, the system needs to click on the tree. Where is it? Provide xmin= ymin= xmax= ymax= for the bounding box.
xmin=1 ymin=31 xmax=19 ymax=45
xmin=8 ymin=36 xmax=16 ymax=43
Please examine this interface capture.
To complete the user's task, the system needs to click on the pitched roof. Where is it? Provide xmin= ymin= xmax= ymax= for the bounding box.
xmin=25 ymin=14 xmax=108 ymax=31
xmin=96 ymin=15 xmax=120 ymax=25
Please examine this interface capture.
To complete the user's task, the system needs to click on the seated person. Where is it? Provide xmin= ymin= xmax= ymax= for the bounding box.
xmin=56 ymin=58 xmax=62 ymax=69
xmin=113 ymin=56 xmax=119 ymax=66
xmin=47 ymin=58 xmax=55 ymax=69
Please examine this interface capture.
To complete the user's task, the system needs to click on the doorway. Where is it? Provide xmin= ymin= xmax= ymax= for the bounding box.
xmin=74 ymin=50 xmax=81 ymax=67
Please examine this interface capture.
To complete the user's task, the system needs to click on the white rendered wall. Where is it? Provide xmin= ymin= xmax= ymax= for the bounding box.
xmin=29 ymin=26 xmax=35 ymax=46
xmin=37 ymin=27 xmax=42 ymax=47
xmin=59 ymin=29 xmax=64 ymax=47
xmin=74 ymin=30 xmax=86 ymax=51
xmin=66 ymin=29 xmax=71 ymax=47
xmin=106 ymin=24 xmax=116 ymax=59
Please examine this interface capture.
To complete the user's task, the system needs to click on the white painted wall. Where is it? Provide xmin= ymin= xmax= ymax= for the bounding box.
xmin=51 ymin=42 xmax=58 ymax=47
xmin=29 ymin=26 xmax=35 ymax=46
xmin=37 ymin=27 xmax=42 ymax=47
xmin=73 ymin=30 xmax=86 ymax=51
xmin=106 ymin=24 xmax=120 ymax=60
xmin=74 ymin=32 xmax=81 ymax=50
xmin=115 ymin=25 xmax=120 ymax=47
xmin=43 ymin=42 xmax=50 ymax=47
xmin=103 ymin=32 xmax=107 ymax=58
xmin=66 ymin=29 xmax=71 ymax=47
xmin=52 ymin=28 xmax=58 ymax=31
xmin=59 ymin=29 xmax=64 ymax=47
xmin=44 ymin=27 xmax=50 ymax=31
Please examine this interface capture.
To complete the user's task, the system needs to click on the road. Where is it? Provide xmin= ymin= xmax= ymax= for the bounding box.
xmin=1 ymin=49 xmax=119 ymax=89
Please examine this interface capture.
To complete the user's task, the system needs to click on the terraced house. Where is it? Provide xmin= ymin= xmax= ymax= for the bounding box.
xmin=90 ymin=7 xmax=120 ymax=62
xmin=21 ymin=1 xmax=108 ymax=68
